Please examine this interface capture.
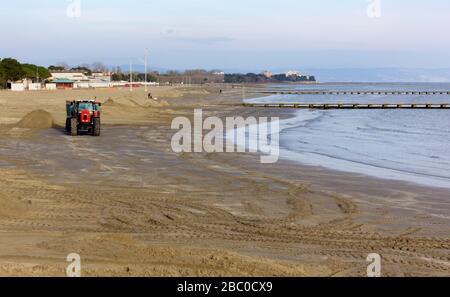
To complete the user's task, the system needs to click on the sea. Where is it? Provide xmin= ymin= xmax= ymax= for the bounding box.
xmin=245 ymin=83 xmax=450 ymax=189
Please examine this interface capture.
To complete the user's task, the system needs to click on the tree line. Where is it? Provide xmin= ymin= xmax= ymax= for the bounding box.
xmin=0 ymin=58 xmax=115 ymax=89
xmin=111 ymin=69 xmax=225 ymax=84
xmin=0 ymin=57 xmax=316 ymax=89
xmin=224 ymin=73 xmax=316 ymax=84
xmin=111 ymin=72 xmax=159 ymax=83
xmin=0 ymin=58 xmax=51 ymax=89
xmin=48 ymin=61 xmax=109 ymax=75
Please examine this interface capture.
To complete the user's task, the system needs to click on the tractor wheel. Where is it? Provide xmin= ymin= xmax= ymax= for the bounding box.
xmin=65 ymin=119 xmax=70 ymax=133
xmin=93 ymin=118 xmax=101 ymax=136
xmin=70 ymin=118 xmax=78 ymax=136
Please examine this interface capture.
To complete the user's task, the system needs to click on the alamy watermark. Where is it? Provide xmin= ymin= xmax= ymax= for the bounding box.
xmin=171 ymin=110 xmax=280 ymax=164
xmin=367 ymin=0 xmax=382 ymax=18
xmin=66 ymin=0 xmax=81 ymax=18
xmin=367 ymin=253 xmax=382 ymax=277
xmin=66 ymin=253 xmax=81 ymax=277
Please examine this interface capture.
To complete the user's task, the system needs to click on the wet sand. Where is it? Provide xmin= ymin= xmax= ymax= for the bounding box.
xmin=0 ymin=86 xmax=449 ymax=276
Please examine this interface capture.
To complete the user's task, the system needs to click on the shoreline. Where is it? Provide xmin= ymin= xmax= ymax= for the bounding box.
xmin=281 ymin=110 xmax=450 ymax=189
xmin=231 ymin=101 xmax=450 ymax=236
xmin=0 ymin=85 xmax=449 ymax=276
xmin=244 ymin=90 xmax=450 ymax=190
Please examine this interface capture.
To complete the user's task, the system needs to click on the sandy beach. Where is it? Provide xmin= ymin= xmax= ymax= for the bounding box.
xmin=0 ymin=85 xmax=449 ymax=277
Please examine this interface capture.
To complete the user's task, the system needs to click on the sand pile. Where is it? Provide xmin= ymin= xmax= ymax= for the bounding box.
xmin=105 ymin=96 xmax=169 ymax=108
xmin=103 ymin=98 xmax=117 ymax=106
xmin=16 ymin=110 xmax=54 ymax=130
xmin=144 ymin=99 xmax=170 ymax=108
xmin=103 ymin=98 xmax=135 ymax=108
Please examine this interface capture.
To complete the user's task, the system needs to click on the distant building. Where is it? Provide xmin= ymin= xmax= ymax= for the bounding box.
xmin=28 ymin=83 xmax=42 ymax=91
xmin=51 ymin=71 xmax=88 ymax=82
xmin=50 ymin=71 xmax=112 ymax=88
xmin=90 ymin=72 xmax=112 ymax=83
xmin=8 ymin=79 xmax=45 ymax=91
xmin=11 ymin=82 xmax=25 ymax=92
xmin=262 ymin=71 xmax=273 ymax=78
xmin=51 ymin=71 xmax=111 ymax=82
xmin=46 ymin=83 xmax=57 ymax=90
xmin=286 ymin=70 xmax=301 ymax=77
xmin=52 ymin=79 xmax=74 ymax=89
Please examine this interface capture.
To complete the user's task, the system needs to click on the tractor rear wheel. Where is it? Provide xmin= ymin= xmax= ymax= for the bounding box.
xmin=65 ymin=119 xmax=70 ymax=133
xmin=93 ymin=118 xmax=101 ymax=136
xmin=70 ymin=118 xmax=78 ymax=136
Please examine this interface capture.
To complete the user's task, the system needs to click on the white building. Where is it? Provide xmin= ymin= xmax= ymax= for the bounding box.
xmin=28 ymin=83 xmax=42 ymax=91
xmin=10 ymin=80 xmax=43 ymax=91
xmin=11 ymin=83 xmax=25 ymax=92
xmin=50 ymin=71 xmax=112 ymax=88
xmin=262 ymin=71 xmax=273 ymax=78
xmin=90 ymin=72 xmax=112 ymax=83
xmin=46 ymin=83 xmax=57 ymax=90
xmin=51 ymin=71 xmax=88 ymax=82
xmin=286 ymin=70 xmax=301 ymax=77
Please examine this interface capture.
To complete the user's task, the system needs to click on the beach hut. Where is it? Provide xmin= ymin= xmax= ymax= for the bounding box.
xmin=11 ymin=83 xmax=25 ymax=91
xmin=46 ymin=83 xmax=57 ymax=90
xmin=53 ymin=79 xmax=74 ymax=89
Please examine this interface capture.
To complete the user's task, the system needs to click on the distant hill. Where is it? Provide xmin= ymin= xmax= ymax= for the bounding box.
xmin=302 ymin=68 xmax=450 ymax=83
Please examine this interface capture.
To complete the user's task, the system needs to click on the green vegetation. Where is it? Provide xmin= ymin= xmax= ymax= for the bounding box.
xmin=0 ymin=58 xmax=51 ymax=89
xmin=111 ymin=69 xmax=316 ymax=85
xmin=112 ymin=72 xmax=158 ymax=83
xmin=71 ymin=66 xmax=92 ymax=76
xmin=0 ymin=58 xmax=25 ymax=88
xmin=48 ymin=65 xmax=66 ymax=71
xmin=22 ymin=64 xmax=51 ymax=80
xmin=111 ymin=69 xmax=225 ymax=85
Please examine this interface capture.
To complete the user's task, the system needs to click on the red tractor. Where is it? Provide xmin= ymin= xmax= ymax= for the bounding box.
xmin=66 ymin=100 xmax=101 ymax=136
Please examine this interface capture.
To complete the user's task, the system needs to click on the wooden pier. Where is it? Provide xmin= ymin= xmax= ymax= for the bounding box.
xmin=242 ymin=103 xmax=450 ymax=110
xmin=254 ymin=90 xmax=450 ymax=96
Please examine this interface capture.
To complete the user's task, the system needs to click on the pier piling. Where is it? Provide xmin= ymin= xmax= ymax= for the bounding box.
xmin=243 ymin=103 xmax=450 ymax=110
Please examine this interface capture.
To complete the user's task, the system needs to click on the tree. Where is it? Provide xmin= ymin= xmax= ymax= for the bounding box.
xmin=0 ymin=58 xmax=25 ymax=83
xmin=112 ymin=71 xmax=158 ymax=82
xmin=166 ymin=70 xmax=180 ymax=76
xmin=48 ymin=65 xmax=66 ymax=71
xmin=0 ymin=59 xmax=5 ymax=88
xmin=71 ymin=65 xmax=92 ymax=75
xmin=22 ymin=64 xmax=51 ymax=80
xmin=0 ymin=58 xmax=65 ymax=88
xmin=91 ymin=62 xmax=107 ymax=73
xmin=56 ymin=62 xmax=69 ymax=70
xmin=79 ymin=63 xmax=91 ymax=69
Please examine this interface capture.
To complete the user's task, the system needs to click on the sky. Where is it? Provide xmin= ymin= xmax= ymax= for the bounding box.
xmin=1 ymin=0 xmax=450 ymax=72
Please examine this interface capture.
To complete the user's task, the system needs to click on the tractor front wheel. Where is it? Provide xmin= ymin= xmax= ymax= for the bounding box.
xmin=70 ymin=118 xmax=78 ymax=136
xmin=93 ymin=118 xmax=101 ymax=136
